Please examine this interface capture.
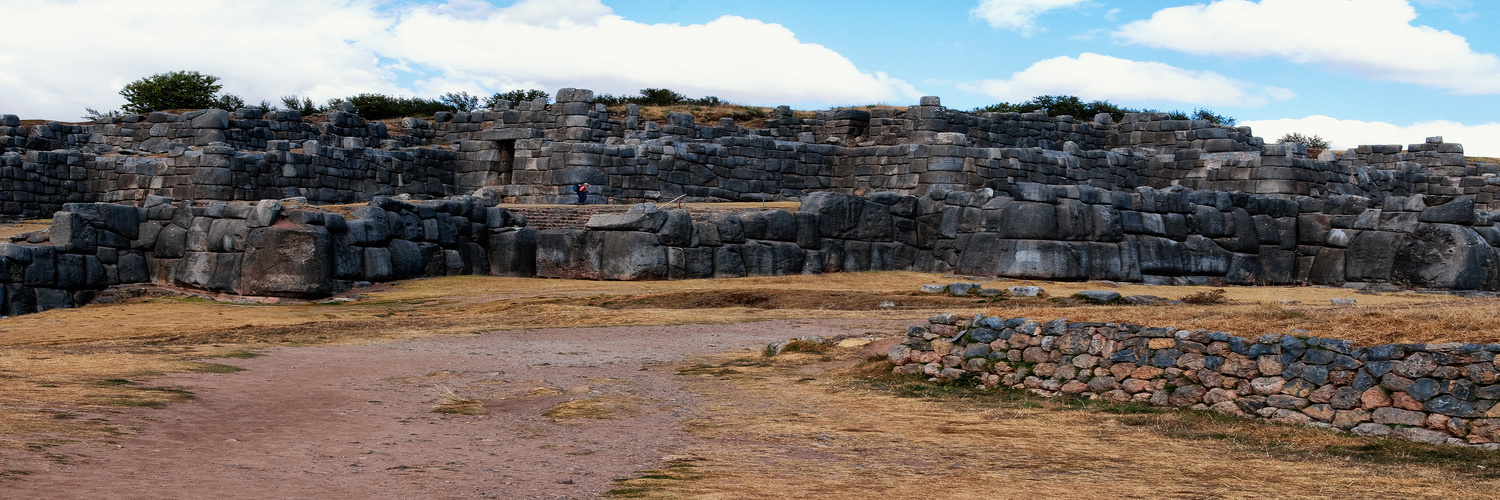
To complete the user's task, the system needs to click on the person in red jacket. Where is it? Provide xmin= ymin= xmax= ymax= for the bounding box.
xmin=575 ymin=182 xmax=589 ymax=205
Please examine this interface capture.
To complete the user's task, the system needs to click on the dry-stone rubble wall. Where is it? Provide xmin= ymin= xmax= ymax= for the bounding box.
xmin=890 ymin=313 xmax=1500 ymax=448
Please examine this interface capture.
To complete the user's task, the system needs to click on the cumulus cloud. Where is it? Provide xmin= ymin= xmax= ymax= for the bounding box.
xmin=961 ymin=53 xmax=1294 ymax=106
xmin=380 ymin=2 xmax=920 ymax=106
xmin=1114 ymin=0 xmax=1500 ymax=94
xmin=1241 ymin=116 xmax=1500 ymax=157
xmin=0 ymin=0 xmax=919 ymax=120
xmin=970 ymin=0 xmax=1090 ymax=36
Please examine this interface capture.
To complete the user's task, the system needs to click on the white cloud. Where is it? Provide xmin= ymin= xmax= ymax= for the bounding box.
xmin=1242 ymin=115 xmax=1500 ymax=157
xmin=961 ymin=53 xmax=1294 ymax=107
xmin=380 ymin=3 xmax=920 ymax=106
xmin=0 ymin=0 xmax=919 ymax=121
xmin=1114 ymin=0 xmax=1500 ymax=94
xmin=970 ymin=0 xmax=1090 ymax=36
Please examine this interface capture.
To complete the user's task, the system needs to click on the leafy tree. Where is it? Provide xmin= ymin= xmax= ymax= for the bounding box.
xmin=440 ymin=91 xmax=480 ymax=112
xmin=484 ymin=89 xmax=550 ymax=108
xmin=1278 ymin=132 xmax=1330 ymax=150
xmin=211 ymin=93 xmax=245 ymax=111
xmin=1191 ymin=108 xmax=1236 ymax=126
xmin=118 ymin=70 xmax=224 ymax=113
xmin=281 ymin=95 xmax=319 ymax=115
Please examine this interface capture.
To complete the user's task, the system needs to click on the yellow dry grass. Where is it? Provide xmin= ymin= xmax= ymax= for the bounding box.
xmin=0 ymin=219 xmax=50 ymax=240
xmin=1 ymin=271 xmax=1498 ymax=473
xmin=609 ymin=348 xmax=1500 ymax=499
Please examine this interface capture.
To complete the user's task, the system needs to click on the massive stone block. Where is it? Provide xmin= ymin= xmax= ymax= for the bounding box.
xmin=1392 ymin=223 xmax=1493 ymax=290
xmin=487 ymin=228 xmax=537 ymax=277
xmin=238 ymin=224 xmax=331 ymax=298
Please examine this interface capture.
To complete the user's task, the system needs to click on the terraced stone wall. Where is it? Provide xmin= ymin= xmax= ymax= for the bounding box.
xmin=888 ymin=313 xmax=1500 ymax=448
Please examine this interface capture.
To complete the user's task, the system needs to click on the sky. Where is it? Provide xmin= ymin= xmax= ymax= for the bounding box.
xmin=2 ymin=0 xmax=1498 ymax=155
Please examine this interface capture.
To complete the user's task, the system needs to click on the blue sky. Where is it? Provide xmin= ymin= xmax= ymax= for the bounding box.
xmin=3 ymin=0 xmax=1498 ymax=154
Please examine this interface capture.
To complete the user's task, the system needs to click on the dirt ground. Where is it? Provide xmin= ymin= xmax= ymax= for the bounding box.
xmin=4 ymin=273 xmax=1500 ymax=499
xmin=0 ymin=318 xmax=905 ymax=499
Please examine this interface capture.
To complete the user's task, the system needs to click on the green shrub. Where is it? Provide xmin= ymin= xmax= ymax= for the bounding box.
xmin=440 ymin=91 xmax=481 ymax=112
xmin=595 ymin=88 xmax=725 ymax=107
xmin=484 ymin=89 xmax=550 ymax=108
xmin=280 ymin=95 xmax=319 ymax=115
xmin=1278 ymin=132 xmax=1331 ymax=150
xmin=973 ymin=95 xmax=1236 ymax=126
xmin=326 ymin=93 xmax=450 ymax=120
xmin=119 ymin=70 xmax=224 ymax=113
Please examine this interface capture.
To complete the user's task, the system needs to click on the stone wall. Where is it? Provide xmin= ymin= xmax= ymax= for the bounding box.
xmin=7 ymin=180 xmax=1500 ymax=317
xmin=5 ymin=89 xmax=1498 ymax=218
xmin=532 ymin=187 xmax=1500 ymax=291
xmin=0 ymin=194 xmax=531 ymax=316
xmin=888 ymin=313 xmax=1500 ymax=448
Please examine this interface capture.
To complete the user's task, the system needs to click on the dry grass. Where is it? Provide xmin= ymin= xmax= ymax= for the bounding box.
xmin=609 ymin=347 xmax=1500 ymax=499
xmin=0 ymin=219 xmax=50 ymax=240
xmin=0 ymin=271 xmax=1498 ymax=472
xmin=542 ymin=394 xmax=642 ymax=420
xmin=612 ymin=105 xmax=803 ymax=129
xmin=431 ymin=385 xmax=485 ymax=415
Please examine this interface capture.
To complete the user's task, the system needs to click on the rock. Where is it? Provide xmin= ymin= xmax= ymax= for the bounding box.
xmin=919 ymin=284 xmax=945 ymax=294
xmin=1250 ymin=377 xmax=1286 ymax=395
xmin=1073 ymin=290 xmax=1122 ymax=304
xmin=1271 ymin=409 xmax=1313 ymax=425
xmin=1169 ymin=385 xmax=1209 ymax=406
xmin=1121 ymin=295 xmax=1169 ymax=305
xmin=1372 ymin=407 xmax=1426 ymax=426
xmin=1392 ymin=427 xmax=1451 ymax=445
xmin=1392 ymin=352 xmax=1437 ymax=378
xmin=1424 ymin=396 xmax=1475 ymax=417
xmin=947 ymin=282 xmax=977 ymax=296
xmin=238 ymin=226 xmax=331 ymax=298
xmin=1332 ymin=409 xmax=1372 ymax=429
xmin=246 ymin=199 xmax=282 ymax=228
xmin=1007 ymin=286 xmax=1043 ymax=297
xmin=1330 ymin=298 xmax=1357 ymax=306
xmin=1360 ymin=387 xmax=1392 ymax=409
xmin=1392 ymin=223 xmax=1491 ymax=290
xmin=1267 ymin=394 xmax=1310 ymax=409
xmin=585 ymin=203 xmax=667 ymax=232
xmin=1351 ymin=423 xmax=1392 ymax=437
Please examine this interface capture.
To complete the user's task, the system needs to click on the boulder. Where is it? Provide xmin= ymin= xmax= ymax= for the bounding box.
xmin=587 ymin=203 xmax=667 ymax=232
xmin=238 ymin=225 xmax=331 ymax=298
xmin=1392 ymin=223 xmax=1493 ymax=290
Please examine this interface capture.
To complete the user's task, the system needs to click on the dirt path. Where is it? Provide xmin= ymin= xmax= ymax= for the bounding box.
xmin=1 ymin=319 xmax=904 ymax=499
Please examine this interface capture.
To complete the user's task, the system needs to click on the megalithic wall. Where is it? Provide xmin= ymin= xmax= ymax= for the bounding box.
xmin=4 ymin=182 xmax=1500 ymax=318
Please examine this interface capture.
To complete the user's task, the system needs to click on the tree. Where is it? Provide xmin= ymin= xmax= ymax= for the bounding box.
xmin=281 ymin=95 xmax=319 ymax=115
xmin=484 ymin=89 xmax=550 ymax=108
xmin=118 ymin=70 xmax=224 ymax=113
xmin=440 ymin=91 xmax=480 ymax=112
xmin=1278 ymin=132 xmax=1330 ymax=150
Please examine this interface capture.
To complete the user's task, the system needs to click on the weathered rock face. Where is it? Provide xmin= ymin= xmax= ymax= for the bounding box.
xmin=1392 ymin=223 xmax=1495 ymax=290
xmin=238 ymin=224 xmax=331 ymax=298
xmin=889 ymin=313 xmax=1500 ymax=449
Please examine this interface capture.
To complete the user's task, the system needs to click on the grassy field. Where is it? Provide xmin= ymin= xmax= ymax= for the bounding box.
xmin=2 ymin=271 xmax=1499 ymax=494
xmin=608 ymin=347 xmax=1500 ymax=499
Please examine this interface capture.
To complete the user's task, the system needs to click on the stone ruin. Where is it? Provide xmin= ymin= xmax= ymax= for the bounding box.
xmin=3 ymin=89 xmax=1500 ymax=316
xmin=887 ymin=312 xmax=1500 ymax=448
